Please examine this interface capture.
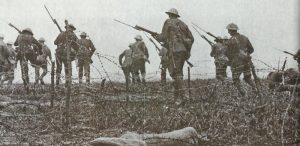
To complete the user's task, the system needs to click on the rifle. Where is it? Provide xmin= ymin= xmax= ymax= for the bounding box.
xmin=191 ymin=25 xmax=214 ymax=46
xmin=44 ymin=5 xmax=63 ymax=32
xmin=191 ymin=22 xmax=218 ymax=39
xmin=283 ymin=51 xmax=299 ymax=60
xmin=8 ymin=23 xmax=21 ymax=33
xmin=249 ymin=59 xmax=261 ymax=97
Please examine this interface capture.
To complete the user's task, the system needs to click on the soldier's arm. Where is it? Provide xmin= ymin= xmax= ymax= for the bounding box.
xmin=210 ymin=45 xmax=216 ymax=57
xmin=246 ymin=38 xmax=254 ymax=54
xmin=32 ymin=38 xmax=43 ymax=54
xmin=54 ymin=32 xmax=63 ymax=45
xmin=119 ymin=51 xmax=125 ymax=65
xmin=142 ymin=42 xmax=149 ymax=58
xmin=14 ymin=36 xmax=19 ymax=46
xmin=89 ymin=40 xmax=96 ymax=55
xmin=155 ymin=20 xmax=169 ymax=42
xmin=46 ymin=46 xmax=52 ymax=61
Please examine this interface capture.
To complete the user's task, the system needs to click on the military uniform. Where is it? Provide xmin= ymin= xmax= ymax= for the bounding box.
xmin=131 ymin=35 xmax=149 ymax=83
xmin=210 ymin=39 xmax=228 ymax=81
xmin=34 ymin=38 xmax=52 ymax=85
xmin=54 ymin=24 xmax=78 ymax=85
xmin=14 ymin=28 xmax=42 ymax=90
xmin=77 ymin=32 xmax=96 ymax=84
xmin=159 ymin=46 xmax=168 ymax=84
xmin=226 ymin=23 xmax=256 ymax=96
xmin=119 ymin=45 xmax=133 ymax=89
xmin=155 ymin=8 xmax=194 ymax=98
xmin=0 ymin=37 xmax=9 ymax=80
xmin=1 ymin=42 xmax=16 ymax=85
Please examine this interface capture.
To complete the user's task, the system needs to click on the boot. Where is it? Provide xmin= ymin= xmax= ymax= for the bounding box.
xmin=40 ymin=79 xmax=45 ymax=85
xmin=86 ymin=76 xmax=90 ymax=84
xmin=234 ymin=81 xmax=245 ymax=96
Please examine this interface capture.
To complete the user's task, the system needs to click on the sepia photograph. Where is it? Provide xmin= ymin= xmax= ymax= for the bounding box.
xmin=0 ymin=0 xmax=299 ymax=145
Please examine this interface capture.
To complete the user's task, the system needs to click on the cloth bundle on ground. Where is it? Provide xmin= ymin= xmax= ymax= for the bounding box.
xmin=90 ymin=127 xmax=200 ymax=146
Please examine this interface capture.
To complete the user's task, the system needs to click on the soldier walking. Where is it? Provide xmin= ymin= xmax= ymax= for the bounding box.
xmin=153 ymin=8 xmax=194 ymax=98
xmin=225 ymin=23 xmax=256 ymax=96
xmin=131 ymin=35 xmax=149 ymax=84
xmin=159 ymin=44 xmax=168 ymax=84
xmin=119 ymin=43 xmax=134 ymax=90
xmin=54 ymin=24 xmax=78 ymax=85
xmin=77 ymin=32 xmax=96 ymax=84
xmin=0 ymin=41 xmax=16 ymax=85
xmin=14 ymin=28 xmax=42 ymax=91
xmin=34 ymin=37 xmax=52 ymax=85
xmin=210 ymin=36 xmax=228 ymax=81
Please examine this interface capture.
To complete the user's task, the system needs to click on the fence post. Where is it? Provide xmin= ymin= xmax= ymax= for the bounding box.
xmin=188 ymin=67 xmax=191 ymax=98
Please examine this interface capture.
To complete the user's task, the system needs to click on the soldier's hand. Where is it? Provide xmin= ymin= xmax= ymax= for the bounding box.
xmin=186 ymin=51 xmax=191 ymax=60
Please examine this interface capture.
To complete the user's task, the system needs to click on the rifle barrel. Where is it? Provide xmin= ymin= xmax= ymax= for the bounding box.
xmin=114 ymin=19 xmax=135 ymax=28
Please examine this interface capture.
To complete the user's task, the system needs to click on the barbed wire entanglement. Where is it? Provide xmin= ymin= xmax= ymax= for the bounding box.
xmin=0 ymin=53 xmax=298 ymax=145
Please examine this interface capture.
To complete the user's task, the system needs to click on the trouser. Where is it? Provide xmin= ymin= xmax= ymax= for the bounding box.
xmin=132 ymin=59 xmax=146 ymax=83
xmin=161 ymin=67 xmax=167 ymax=84
xmin=122 ymin=66 xmax=132 ymax=90
xmin=20 ymin=58 xmax=29 ymax=90
xmin=35 ymin=64 xmax=47 ymax=84
xmin=215 ymin=60 xmax=227 ymax=81
xmin=56 ymin=55 xmax=72 ymax=85
xmin=231 ymin=59 xmax=256 ymax=96
xmin=168 ymin=52 xmax=186 ymax=98
xmin=78 ymin=58 xmax=91 ymax=83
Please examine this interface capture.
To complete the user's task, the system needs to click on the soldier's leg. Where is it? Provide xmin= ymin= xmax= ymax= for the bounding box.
xmin=64 ymin=60 xmax=72 ymax=85
xmin=20 ymin=59 xmax=29 ymax=90
xmin=7 ymin=65 xmax=14 ymax=85
xmin=173 ymin=53 xmax=186 ymax=98
xmin=161 ymin=67 xmax=167 ymax=84
xmin=56 ymin=57 xmax=62 ymax=85
xmin=231 ymin=63 xmax=245 ymax=96
xmin=35 ymin=66 xmax=40 ymax=84
xmin=78 ymin=59 xmax=84 ymax=84
xmin=131 ymin=60 xmax=140 ymax=83
xmin=84 ymin=59 xmax=90 ymax=83
xmin=243 ymin=62 xmax=256 ymax=89
xmin=140 ymin=61 xmax=146 ymax=83
xmin=39 ymin=65 xmax=48 ymax=85
xmin=215 ymin=61 xmax=223 ymax=80
xmin=123 ymin=67 xmax=130 ymax=90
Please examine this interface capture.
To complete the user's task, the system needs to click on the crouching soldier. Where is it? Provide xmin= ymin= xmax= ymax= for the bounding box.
xmin=77 ymin=32 xmax=96 ymax=84
xmin=210 ymin=36 xmax=228 ymax=81
xmin=1 ymin=41 xmax=16 ymax=85
xmin=119 ymin=43 xmax=134 ymax=90
xmin=34 ymin=37 xmax=52 ymax=85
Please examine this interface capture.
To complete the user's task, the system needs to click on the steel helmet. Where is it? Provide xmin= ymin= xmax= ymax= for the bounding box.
xmin=23 ymin=28 xmax=33 ymax=35
xmin=226 ymin=23 xmax=239 ymax=30
xmin=134 ymin=35 xmax=143 ymax=40
xmin=166 ymin=8 xmax=180 ymax=17
xmin=223 ymin=36 xmax=229 ymax=40
xmin=214 ymin=36 xmax=223 ymax=42
xmin=7 ymin=41 xmax=13 ymax=45
xmin=65 ymin=24 xmax=76 ymax=30
xmin=0 ymin=34 xmax=4 ymax=39
xmin=128 ymin=43 xmax=134 ymax=48
xmin=38 ymin=37 xmax=45 ymax=42
xmin=80 ymin=32 xmax=87 ymax=37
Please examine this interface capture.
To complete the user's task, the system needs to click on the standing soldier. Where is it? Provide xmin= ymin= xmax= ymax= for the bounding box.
xmin=159 ymin=44 xmax=168 ymax=84
xmin=54 ymin=24 xmax=78 ymax=85
xmin=131 ymin=35 xmax=149 ymax=84
xmin=34 ymin=37 xmax=52 ymax=85
xmin=14 ymin=28 xmax=42 ymax=91
xmin=225 ymin=23 xmax=256 ymax=96
xmin=119 ymin=43 xmax=133 ymax=90
xmin=210 ymin=36 xmax=228 ymax=81
xmin=0 ymin=35 xmax=9 ymax=83
xmin=0 ymin=41 xmax=16 ymax=85
xmin=77 ymin=32 xmax=96 ymax=84
xmin=153 ymin=8 xmax=194 ymax=98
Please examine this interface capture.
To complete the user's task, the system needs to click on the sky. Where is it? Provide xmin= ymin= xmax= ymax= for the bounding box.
xmin=0 ymin=0 xmax=299 ymax=83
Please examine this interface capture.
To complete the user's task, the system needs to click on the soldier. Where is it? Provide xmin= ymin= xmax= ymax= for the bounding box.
xmin=225 ymin=23 xmax=256 ymax=96
xmin=34 ymin=37 xmax=52 ymax=85
xmin=14 ymin=28 xmax=42 ymax=91
xmin=77 ymin=32 xmax=96 ymax=84
xmin=153 ymin=8 xmax=194 ymax=98
xmin=0 ymin=41 xmax=16 ymax=85
xmin=210 ymin=36 xmax=228 ymax=81
xmin=131 ymin=35 xmax=149 ymax=84
xmin=54 ymin=24 xmax=78 ymax=85
xmin=294 ymin=49 xmax=300 ymax=70
xmin=159 ymin=44 xmax=168 ymax=84
xmin=119 ymin=43 xmax=133 ymax=90
xmin=0 ymin=35 xmax=10 ymax=83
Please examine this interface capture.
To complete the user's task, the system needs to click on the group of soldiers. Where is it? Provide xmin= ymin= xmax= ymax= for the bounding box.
xmin=119 ymin=8 xmax=259 ymax=98
xmin=0 ymin=23 xmax=96 ymax=91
